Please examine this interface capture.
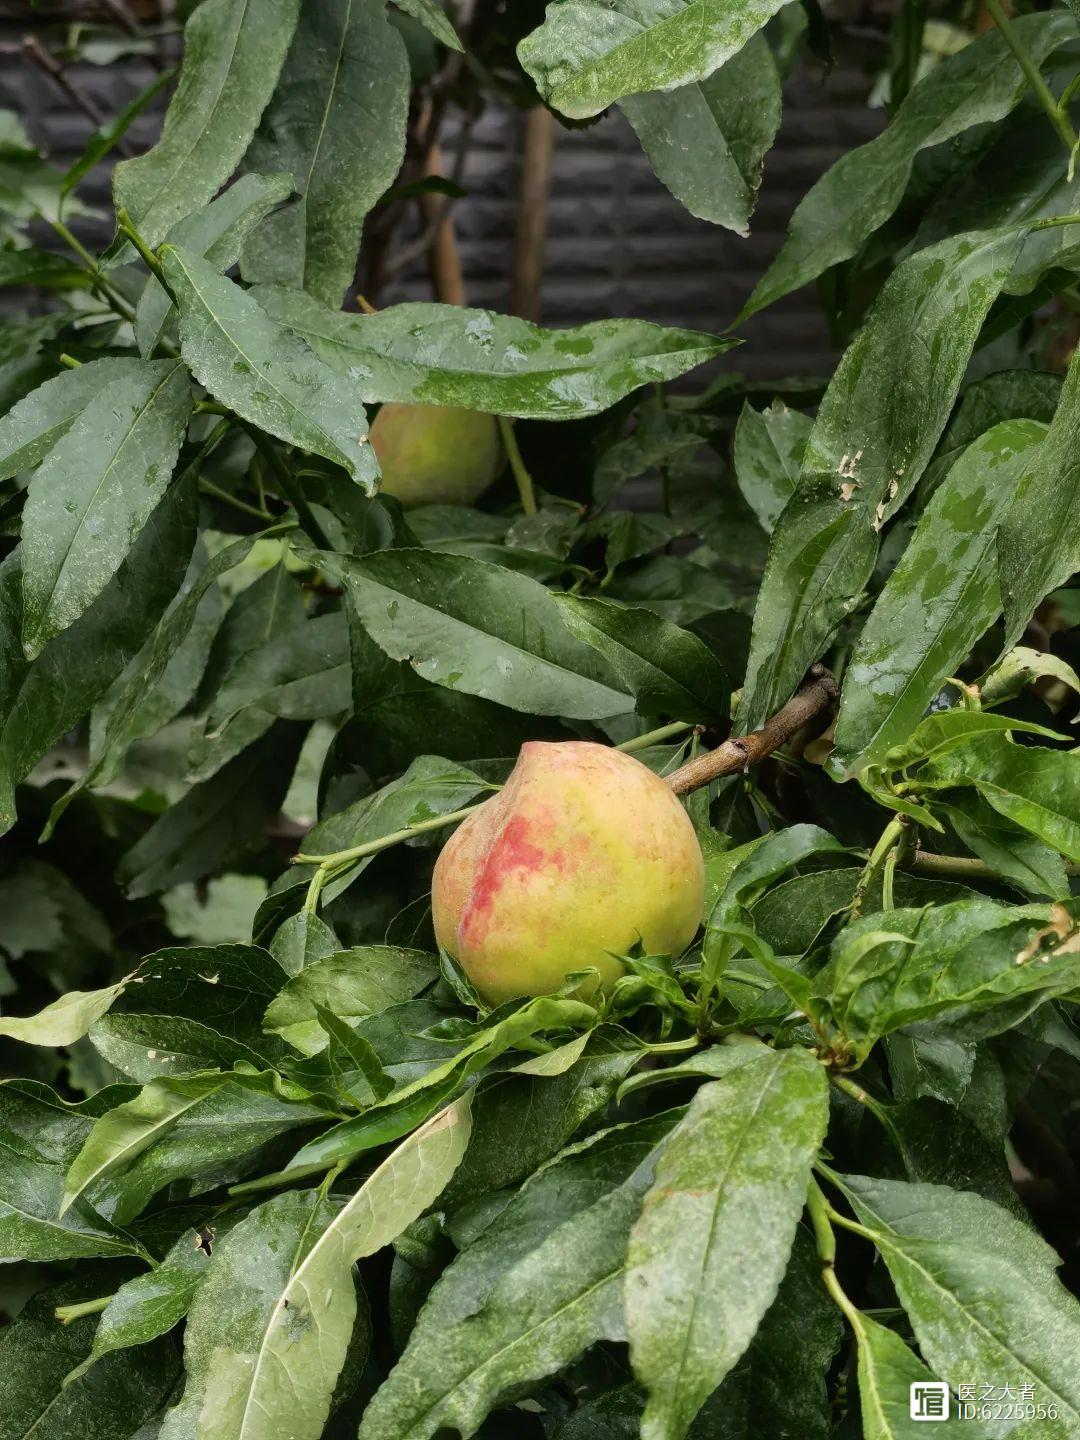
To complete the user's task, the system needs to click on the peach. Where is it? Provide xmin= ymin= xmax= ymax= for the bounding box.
xmin=370 ymin=402 xmax=503 ymax=508
xmin=432 ymin=741 xmax=705 ymax=1005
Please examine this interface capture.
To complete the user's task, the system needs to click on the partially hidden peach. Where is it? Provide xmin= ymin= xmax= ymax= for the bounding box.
xmin=370 ymin=402 xmax=503 ymax=508
xmin=432 ymin=741 xmax=705 ymax=1005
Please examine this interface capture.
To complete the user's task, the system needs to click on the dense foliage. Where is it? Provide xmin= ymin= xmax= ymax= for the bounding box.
xmin=1 ymin=1 xmax=1080 ymax=1437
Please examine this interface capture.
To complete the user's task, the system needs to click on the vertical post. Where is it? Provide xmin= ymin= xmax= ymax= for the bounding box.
xmin=422 ymin=142 xmax=467 ymax=306
xmin=509 ymin=106 xmax=555 ymax=321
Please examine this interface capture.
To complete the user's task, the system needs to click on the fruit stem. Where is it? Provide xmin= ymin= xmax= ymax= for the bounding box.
xmin=497 ymin=414 xmax=538 ymax=515
xmin=665 ymin=664 xmax=838 ymax=796
xmin=295 ymin=803 xmax=486 ymax=867
xmin=616 ymin=720 xmax=695 ymax=753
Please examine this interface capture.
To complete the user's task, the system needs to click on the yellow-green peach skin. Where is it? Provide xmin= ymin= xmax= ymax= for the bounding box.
xmin=432 ymin=741 xmax=705 ymax=1005
xmin=370 ymin=402 xmax=503 ymax=508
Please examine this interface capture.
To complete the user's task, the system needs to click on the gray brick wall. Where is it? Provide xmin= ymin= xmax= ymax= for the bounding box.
xmin=0 ymin=9 xmax=886 ymax=379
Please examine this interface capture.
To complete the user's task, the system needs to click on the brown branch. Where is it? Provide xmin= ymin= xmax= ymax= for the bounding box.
xmin=22 ymin=33 xmax=137 ymax=156
xmin=665 ymin=664 xmax=840 ymax=796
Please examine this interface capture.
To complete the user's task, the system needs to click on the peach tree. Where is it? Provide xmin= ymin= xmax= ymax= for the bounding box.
xmin=1 ymin=1 xmax=1080 ymax=1437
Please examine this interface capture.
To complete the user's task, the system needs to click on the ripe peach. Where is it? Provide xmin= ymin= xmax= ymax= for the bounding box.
xmin=370 ymin=402 xmax=503 ymax=508
xmin=432 ymin=741 xmax=705 ymax=1005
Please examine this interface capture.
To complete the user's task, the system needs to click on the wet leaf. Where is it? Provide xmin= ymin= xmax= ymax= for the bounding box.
xmin=255 ymin=286 xmax=733 ymax=420
xmin=242 ymin=0 xmax=410 ymax=306
xmin=112 ymin=0 xmax=300 ymax=246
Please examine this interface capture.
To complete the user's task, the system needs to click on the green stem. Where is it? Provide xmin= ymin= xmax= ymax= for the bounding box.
xmin=49 ymin=217 xmax=143 ymax=327
xmin=807 ymin=1179 xmax=866 ymax=1331
xmin=246 ymin=428 xmax=334 ymax=551
xmin=615 ymin=720 xmax=695 ymax=753
xmin=829 ymin=1074 xmax=909 ymax=1164
xmin=199 ymin=477 xmax=272 ymax=522
xmin=59 ymin=353 xmax=81 ymax=369
xmin=849 ymin=814 xmax=906 ymax=921
xmin=882 ymin=841 xmax=899 ymax=911
xmin=987 ymin=0 xmax=1078 ymax=155
xmin=497 ymin=415 xmax=537 ymax=515
xmin=116 ymin=206 xmax=166 ymax=283
xmin=643 ymin=1035 xmax=700 ymax=1054
xmin=54 ymin=1294 xmax=113 ymax=1323
xmin=1030 ymin=212 xmax=1080 ymax=232
xmin=49 ymin=217 xmax=97 ymax=270
xmin=295 ymin=802 xmax=485 ymax=867
xmin=806 ymin=1176 xmax=837 ymax=1267
xmin=910 ymin=849 xmax=1080 ymax=879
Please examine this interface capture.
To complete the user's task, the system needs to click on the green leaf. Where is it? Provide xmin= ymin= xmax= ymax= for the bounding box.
xmin=0 ymin=357 xmax=148 ymax=481
xmin=157 ymin=1188 xmax=340 ymax=1440
xmin=445 ymin=1029 xmax=646 ymax=1206
xmin=279 ymin=996 xmax=598 ymax=1181
xmin=62 ymin=1071 xmax=332 ymax=1225
xmin=0 ymin=247 xmax=87 ymax=289
xmin=254 ymin=286 xmax=734 ymax=419
xmin=0 ymin=979 xmax=129 ymax=1047
xmin=627 ymin=1047 xmax=828 ymax=1440
xmin=979 ymin=645 xmax=1080 ymax=708
xmin=161 ymin=245 xmax=377 ymax=488
xmin=68 ymin=1220 xmax=240 ymax=1380
xmin=90 ymin=1015 xmax=269 ymax=1084
xmin=330 ymin=548 xmax=633 ymax=719
xmin=997 ymin=339 xmax=1080 ymax=648
xmin=316 ymin=1004 xmax=393 ymax=1105
xmin=830 ymin=420 xmax=1046 ymax=776
xmin=738 ymin=227 xmax=1025 ymax=730
xmin=0 ymin=1085 xmax=140 ymax=1261
xmin=834 ymin=1173 xmax=1080 ymax=1435
xmin=390 ymin=0 xmax=462 ymax=50
xmin=196 ymin=1097 xmax=470 ymax=1440
xmin=111 ymin=943 xmax=289 ymax=1055
xmin=20 ymin=358 xmax=193 ymax=656
xmin=920 ymin=368 xmax=1061 ymax=500
xmin=518 ymin=0 xmax=792 ymax=121
xmin=732 ymin=397 xmax=811 ymax=533
xmin=938 ymin=792 xmax=1070 ymax=900
xmin=135 ymin=172 xmax=294 ymax=359
xmin=0 ymin=482 xmax=191 ymax=832
xmin=851 ymin=1312 xmax=961 ymax=1440
xmin=359 ymin=1108 xmax=684 ymax=1440
xmin=294 ymin=752 xmax=491 ymax=900
xmin=923 ymin=734 xmax=1080 ymax=861
xmin=554 ymin=594 xmax=730 ymax=723
xmin=206 ymin=610 xmax=350 ymax=725
xmin=264 ymin=946 xmax=437 ymax=1053
xmin=269 ymin=909 xmax=339 ymax=976
xmin=61 ymin=67 xmax=176 ymax=203
xmin=117 ymin=720 xmax=305 ymax=898
xmin=882 ymin=709 xmax=1063 ymax=772
xmin=621 ymin=33 xmax=780 ymax=233
xmin=43 ymin=531 xmax=271 ymax=835
xmin=0 ymin=1281 xmax=179 ymax=1440
xmin=814 ymin=899 xmax=1080 ymax=1058
xmin=112 ymin=0 xmax=300 ymax=247
xmin=740 ymin=12 xmax=1075 ymax=318
xmin=241 ymin=0 xmax=410 ymax=306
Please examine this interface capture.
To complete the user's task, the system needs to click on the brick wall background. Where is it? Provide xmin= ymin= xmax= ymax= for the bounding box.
xmin=0 ymin=2 xmax=890 ymax=380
